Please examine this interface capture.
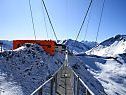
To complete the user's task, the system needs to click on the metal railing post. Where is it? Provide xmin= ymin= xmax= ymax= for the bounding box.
xmin=64 ymin=67 xmax=67 ymax=95
xmin=50 ymin=77 xmax=54 ymax=95
xmin=55 ymin=74 xmax=57 ymax=94
xmin=74 ymin=74 xmax=76 ymax=95
xmin=86 ymin=89 xmax=90 ymax=95
xmin=0 ymin=43 xmax=2 ymax=52
xmin=38 ymin=88 xmax=43 ymax=95
xmin=77 ymin=76 xmax=80 ymax=95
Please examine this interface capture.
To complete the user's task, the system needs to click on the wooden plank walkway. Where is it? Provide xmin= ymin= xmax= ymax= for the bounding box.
xmin=56 ymin=66 xmax=74 ymax=95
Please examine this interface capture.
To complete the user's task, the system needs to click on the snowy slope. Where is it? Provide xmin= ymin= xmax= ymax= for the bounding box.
xmin=77 ymin=53 xmax=126 ymax=95
xmin=0 ymin=40 xmax=12 ymax=51
xmin=86 ymin=35 xmax=126 ymax=57
xmin=68 ymin=55 xmax=106 ymax=95
xmin=96 ymin=59 xmax=126 ymax=95
xmin=67 ymin=35 xmax=126 ymax=95
xmin=62 ymin=39 xmax=96 ymax=54
xmin=0 ymin=44 xmax=64 ymax=95
xmin=0 ymin=44 xmax=105 ymax=95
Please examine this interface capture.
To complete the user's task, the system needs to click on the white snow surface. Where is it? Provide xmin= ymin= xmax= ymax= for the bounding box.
xmin=77 ymin=54 xmax=126 ymax=95
xmin=97 ymin=60 xmax=126 ymax=95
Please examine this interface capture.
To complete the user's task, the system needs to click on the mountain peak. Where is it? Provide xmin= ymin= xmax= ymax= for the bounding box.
xmin=86 ymin=34 xmax=126 ymax=57
xmin=62 ymin=39 xmax=97 ymax=54
xmin=114 ymin=34 xmax=126 ymax=40
xmin=100 ymin=34 xmax=126 ymax=46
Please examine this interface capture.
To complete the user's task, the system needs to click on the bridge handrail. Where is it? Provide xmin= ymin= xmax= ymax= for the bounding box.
xmin=30 ymin=64 xmax=64 ymax=95
xmin=71 ymin=67 xmax=107 ymax=95
xmin=30 ymin=77 xmax=53 ymax=95
xmin=70 ymin=68 xmax=95 ymax=95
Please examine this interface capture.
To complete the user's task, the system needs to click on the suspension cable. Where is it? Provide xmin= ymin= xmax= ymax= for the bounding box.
xmin=83 ymin=5 xmax=92 ymax=41
xmin=41 ymin=0 xmax=58 ymax=42
xmin=66 ymin=0 xmax=68 ymax=39
xmin=95 ymin=0 xmax=106 ymax=42
xmin=75 ymin=0 xmax=93 ymax=41
xmin=40 ymin=0 xmax=49 ymax=39
xmin=28 ymin=0 xmax=37 ymax=40
xmin=83 ymin=16 xmax=90 ymax=41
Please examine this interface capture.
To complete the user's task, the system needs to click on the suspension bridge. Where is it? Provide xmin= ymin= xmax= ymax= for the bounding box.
xmin=0 ymin=0 xmax=107 ymax=94
xmin=27 ymin=0 xmax=107 ymax=94
xmin=30 ymin=50 xmax=106 ymax=95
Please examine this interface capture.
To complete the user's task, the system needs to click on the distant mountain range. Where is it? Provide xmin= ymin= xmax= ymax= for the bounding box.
xmin=62 ymin=39 xmax=97 ymax=54
xmin=0 ymin=39 xmax=97 ymax=53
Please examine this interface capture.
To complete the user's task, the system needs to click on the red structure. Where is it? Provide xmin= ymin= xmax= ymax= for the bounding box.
xmin=13 ymin=40 xmax=56 ymax=55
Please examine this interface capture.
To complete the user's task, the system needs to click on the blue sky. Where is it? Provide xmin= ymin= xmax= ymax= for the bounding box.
xmin=0 ymin=0 xmax=126 ymax=42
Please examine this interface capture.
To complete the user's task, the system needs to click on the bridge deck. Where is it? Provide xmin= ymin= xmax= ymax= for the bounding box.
xmin=56 ymin=66 xmax=74 ymax=95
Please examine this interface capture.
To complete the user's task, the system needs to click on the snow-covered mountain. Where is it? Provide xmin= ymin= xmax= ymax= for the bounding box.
xmin=1 ymin=36 xmax=126 ymax=95
xmin=62 ymin=39 xmax=97 ymax=54
xmin=0 ymin=40 xmax=12 ymax=51
xmin=76 ymin=35 xmax=126 ymax=95
xmin=0 ymin=44 xmax=64 ymax=95
xmin=81 ymin=40 xmax=97 ymax=49
xmin=86 ymin=35 xmax=126 ymax=57
xmin=0 ymin=44 xmax=105 ymax=95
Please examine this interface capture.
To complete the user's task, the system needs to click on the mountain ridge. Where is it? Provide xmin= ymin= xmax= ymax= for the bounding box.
xmin=86 ymin=34 xmax=126 ymax=57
